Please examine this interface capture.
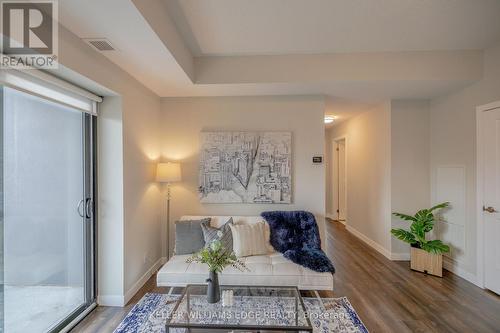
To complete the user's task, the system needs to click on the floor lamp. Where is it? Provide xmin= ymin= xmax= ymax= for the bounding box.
xmin=156 ymin=162 xmax=182 ymax=259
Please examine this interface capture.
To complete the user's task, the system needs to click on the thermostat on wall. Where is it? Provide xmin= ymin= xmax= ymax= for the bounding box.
xmin=312 ymin=155 xmax=323 ymax=164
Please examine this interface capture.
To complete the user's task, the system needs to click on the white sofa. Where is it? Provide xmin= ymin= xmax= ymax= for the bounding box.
xmin=156 ymin=216 xmax=334 ymax=290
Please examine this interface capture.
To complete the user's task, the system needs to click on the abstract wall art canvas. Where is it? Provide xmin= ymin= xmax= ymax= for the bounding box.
xmin=199 ymin=131 xmax=292 ymax=203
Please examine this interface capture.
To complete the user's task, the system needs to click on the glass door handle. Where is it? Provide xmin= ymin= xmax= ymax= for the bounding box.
xmin=77 ymin=199 xmax=85 ymax=217
xmin=85 ymin=198 xmax=93 ymax=219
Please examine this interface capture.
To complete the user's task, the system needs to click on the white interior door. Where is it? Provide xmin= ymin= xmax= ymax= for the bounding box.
xmin=332 ymin=141 xmax=339 ymax=219
xmin=483 ymin=106 xmax=500 ymax=295
xmin=332 ymin=139 xmax=346 ymax=222
xmin=338 ymin=140 xmax=346 ymax=221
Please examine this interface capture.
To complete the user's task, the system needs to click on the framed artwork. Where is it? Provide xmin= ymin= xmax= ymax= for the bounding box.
xmin=199 ymin=131 xmax=292 ymax=203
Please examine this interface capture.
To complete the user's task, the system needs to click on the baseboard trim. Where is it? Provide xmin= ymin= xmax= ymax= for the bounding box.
xmin=124 ymin=258 xmax=163 ymax=305
xmin=338 ymin=222 xmax=482 ymax=287
xmin=443 ymin=256 xmax=480 ymax=287
xmin=98 ymin=258 xmax=163 ymax=307
xmin=346 ymin=225 xmax=392 ymax=260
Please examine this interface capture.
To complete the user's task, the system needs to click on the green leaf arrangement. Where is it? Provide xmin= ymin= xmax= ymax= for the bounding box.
xmin=186 ymin=238 xmax=249 ymax=273
xmin=391 ymin=202 xmax=451 ymax=254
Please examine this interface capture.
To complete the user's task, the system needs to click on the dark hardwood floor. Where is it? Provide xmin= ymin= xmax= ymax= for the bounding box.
xmin=71 ymin=220 xmax=500 ymax=333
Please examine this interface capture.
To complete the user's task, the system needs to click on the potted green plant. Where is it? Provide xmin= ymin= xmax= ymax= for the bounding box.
xmin=186 ymin=236 xmax=248 ymax=303
xmin=391 ymin=202 xmax=450 ymax=277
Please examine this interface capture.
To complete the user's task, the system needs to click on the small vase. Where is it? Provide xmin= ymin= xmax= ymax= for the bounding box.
xmin=206 ymin=270 xmax=220 ymax=303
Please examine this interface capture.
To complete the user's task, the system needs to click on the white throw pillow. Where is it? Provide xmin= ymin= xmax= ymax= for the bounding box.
xmin=263 ymin=221 xmax=275 ymax=253
xmin=229 ymin=222 xmax=269 ymax=257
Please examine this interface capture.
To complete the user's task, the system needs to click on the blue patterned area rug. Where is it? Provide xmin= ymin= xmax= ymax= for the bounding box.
xmin=114 ymin=293 xmax=368 ymax=333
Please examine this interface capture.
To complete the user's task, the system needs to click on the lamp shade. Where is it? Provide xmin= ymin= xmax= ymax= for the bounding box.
xmin=156 ymin=162 xmax=181 ymax=183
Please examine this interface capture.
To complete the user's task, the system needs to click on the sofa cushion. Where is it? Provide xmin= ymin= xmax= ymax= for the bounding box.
xmin=229 ymin=222 xmax=269 ymax=257
xmin=201 ymin=217 xmax=233 ymax=253
xmin=181 ymin=216 xmax=275 ymax=254
xmin=174 ymin=218 xmax=210 ymax=255
xmin=157 ymin=252 xmax=333 ymax=290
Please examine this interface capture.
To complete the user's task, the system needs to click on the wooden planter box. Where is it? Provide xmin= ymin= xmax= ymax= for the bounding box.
xmin=410 ymin=247 xmax=443 ymax=277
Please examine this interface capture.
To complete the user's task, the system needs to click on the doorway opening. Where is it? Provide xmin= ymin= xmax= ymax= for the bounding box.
xmin=332 ymin=137 xmax=347 ymax=223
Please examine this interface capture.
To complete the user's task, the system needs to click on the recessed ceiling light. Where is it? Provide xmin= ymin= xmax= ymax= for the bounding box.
xmin=324 ymin=116 xmax=335 ymax=124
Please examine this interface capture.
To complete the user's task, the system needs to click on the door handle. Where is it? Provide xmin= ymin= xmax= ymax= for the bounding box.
xmin=483 ymin=206 xmax=498 ymax=213
xmin=77 ymin=199 xmax=85 ymax=217
xmin=85 ymin=198 xmax=93 ymax=219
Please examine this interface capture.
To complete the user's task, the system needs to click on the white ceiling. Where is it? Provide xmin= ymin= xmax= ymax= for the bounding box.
xmin=59 ymin=0 xmax=193 ymax=95
xmin=57 ymin=0 xmax=500 ymax=120
xmin=165 ymin=0 xmax=500 ymax=56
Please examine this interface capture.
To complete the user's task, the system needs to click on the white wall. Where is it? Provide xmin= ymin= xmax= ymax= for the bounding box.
xmin=160 ymin=96 xmax=326 ymax=255
xmin=55 ymin=26 xmax=162 ymax=305
xmin=326 ymin=103 xmax=392 ymax=254
xmin=122 ymin=88 xmax=161 ymax=298
xmin=429 ymin=43 xmax=500 ymax=283
xmin=391 ymin=100 xmax=430 ymax=258
xmin=97 ymin=97 xmax=124 ymax=300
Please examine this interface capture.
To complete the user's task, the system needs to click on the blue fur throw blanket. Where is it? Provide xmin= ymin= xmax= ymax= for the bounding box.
xmin=261 ymin=211 xmax=335 ymax=273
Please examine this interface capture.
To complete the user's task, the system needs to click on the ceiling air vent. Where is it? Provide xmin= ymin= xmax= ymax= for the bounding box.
xmin=83 ymin=38 xmax=116 ymax=52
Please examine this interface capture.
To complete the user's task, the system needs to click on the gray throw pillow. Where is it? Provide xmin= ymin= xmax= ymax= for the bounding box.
xmin=201 ymin=218 xmax=233 ymax=253
xmin=174 ymin=218 xmax=210 ymax=255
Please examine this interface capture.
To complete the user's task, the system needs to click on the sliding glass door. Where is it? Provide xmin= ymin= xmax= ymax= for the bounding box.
xmin=1 ymin=86 xmax=96 ymax=333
